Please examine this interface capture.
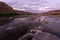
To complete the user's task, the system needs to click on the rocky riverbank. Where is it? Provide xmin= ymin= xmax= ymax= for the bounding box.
xmin=0 ymin=2 xmax=60 ymax=40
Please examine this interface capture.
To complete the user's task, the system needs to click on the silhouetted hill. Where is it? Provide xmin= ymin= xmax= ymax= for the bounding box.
xmin=34 ymin=10 xmax=60 ymax=16
xmin=15 ymin=10 xmax=34 ymax=15
xmin=15 ymin=10 xmax=60 ymax=16
xmin=0 ymin=2 xmax=15 ymax=14
xmin=0 ymin=2 xmax=16 ymax=25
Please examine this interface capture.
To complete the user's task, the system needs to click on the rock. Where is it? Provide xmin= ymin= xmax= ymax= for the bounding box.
xmin=32 ymin=32 xmax=60 ymax=40
xmin=18 ymin=33 xmax=33 ymax=40
xmin=0 ymin=17 xmax=40 ymax=40
xmin=0 ymin=17 xmax=15 ymax=25
xmin=39 ymin=16 xmax=60 ymax=37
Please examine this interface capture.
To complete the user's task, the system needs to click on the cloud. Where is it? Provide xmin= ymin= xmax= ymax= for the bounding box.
xmin=0 ymin=0 xmax=60 ymax=13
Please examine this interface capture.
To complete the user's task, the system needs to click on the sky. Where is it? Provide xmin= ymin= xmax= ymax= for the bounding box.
xmin=0 ymin=0 xmax=60 ymax=13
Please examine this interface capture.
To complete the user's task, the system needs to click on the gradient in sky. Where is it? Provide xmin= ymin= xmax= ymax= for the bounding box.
xmin=0 ymin=0 xmax=60 ymax=12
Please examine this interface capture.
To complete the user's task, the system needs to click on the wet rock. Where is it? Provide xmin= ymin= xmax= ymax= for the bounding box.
xmin=0 ymin=17 xmax=40 ymax=40
xmin=0 ymin=17 xmax=15 ymax=25
xmin=15 ymin=10 xmax=34 ymax=15
xmin=39 ymin=16 xmax=60 ymax=37
xmin=32 ymin=32 xmax=60 ymax=40
xmin=18 ymin=33 xmax=33 ymax=40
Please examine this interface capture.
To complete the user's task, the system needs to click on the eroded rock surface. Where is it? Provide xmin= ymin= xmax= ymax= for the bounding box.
xmin=39 ymin=16 xmax=60 ymax=37
xmin=32 ymin=32 xmax=60 ymax=40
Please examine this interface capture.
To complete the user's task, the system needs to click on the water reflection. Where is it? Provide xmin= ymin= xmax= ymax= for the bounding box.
xmin=39 ymin=16 xmax=60 ymax=37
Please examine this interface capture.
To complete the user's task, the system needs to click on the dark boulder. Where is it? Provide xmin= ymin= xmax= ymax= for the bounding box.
xmin=32 ymin=32 xmax=60 ymax=40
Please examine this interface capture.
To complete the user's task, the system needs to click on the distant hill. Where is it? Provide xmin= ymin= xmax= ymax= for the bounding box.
xmin=0 ymin=2 xmax=60 ymax=16
xmin=32 ymin=10 xmax=60 ymax=16
xmin=42 ymin=10 xmax=60 ymax=15
xmin=0 ymin=2 xmax=17 ymax=17
xmin=15 ymin=10 xmax=34 ymax=15
xmin=0 ymin=2 xmax=16 ymax=15
xmin=15 ymin=10 xmax=60 ymax=15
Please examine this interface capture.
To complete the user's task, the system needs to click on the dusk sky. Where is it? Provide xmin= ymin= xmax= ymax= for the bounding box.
xmin=0 ymin=0 xmax=60 ymax=12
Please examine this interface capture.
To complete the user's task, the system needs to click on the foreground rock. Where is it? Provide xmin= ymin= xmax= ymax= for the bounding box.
xmin=39 ymin=16 xmax=60 ymax=37
xmin=0 ymin=17 xmax=40 ymax=40
xmin=0 ymin=17 xmax=15 ymax=25
xmin=18 ymin=33 xmax=33 ymax=40
xmin=18 ymin=25 xmax=60 ymax=40
xmin=32 ymin=32 xmax=60 ymax=40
